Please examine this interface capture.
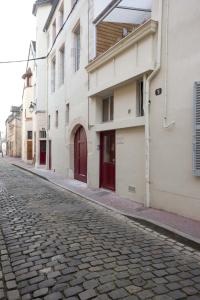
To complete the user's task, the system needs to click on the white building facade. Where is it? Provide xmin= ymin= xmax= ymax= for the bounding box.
xmin=33 ymin=0 xmax=200 ymax=221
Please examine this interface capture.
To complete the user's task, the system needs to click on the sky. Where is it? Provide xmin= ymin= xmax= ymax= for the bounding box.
xmin=0 ymin=0 xmax=36 ymax=136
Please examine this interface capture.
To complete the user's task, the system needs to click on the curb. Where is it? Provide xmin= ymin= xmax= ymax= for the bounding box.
xmin=12 ymin=163 xmax=49 ymax=182
xmin=12 ymin=162 xmax=200 ymax=251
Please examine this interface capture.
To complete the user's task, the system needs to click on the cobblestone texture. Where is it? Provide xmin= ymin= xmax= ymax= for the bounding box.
xmin=0 ymin=160 xmax=200 ymax=299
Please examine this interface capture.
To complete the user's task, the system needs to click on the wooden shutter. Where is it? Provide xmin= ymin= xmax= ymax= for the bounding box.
xmin=193 ymin=82 xmax=200 ymax=176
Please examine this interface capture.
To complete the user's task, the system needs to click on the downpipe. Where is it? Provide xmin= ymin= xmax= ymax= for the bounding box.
xmin=145 ymin=0 xmax=163 ymax=208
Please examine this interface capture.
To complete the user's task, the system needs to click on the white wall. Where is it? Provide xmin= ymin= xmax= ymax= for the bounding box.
xmin=150 ymin=0 xmax=200 ymax=220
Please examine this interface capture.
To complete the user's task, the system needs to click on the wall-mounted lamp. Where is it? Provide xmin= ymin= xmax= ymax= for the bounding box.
xmin=29 ymin=102 xmax=36 ymax=113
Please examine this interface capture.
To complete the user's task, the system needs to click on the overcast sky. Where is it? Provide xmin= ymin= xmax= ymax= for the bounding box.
xmin=0 ymin=0 xmax=36 ymax=136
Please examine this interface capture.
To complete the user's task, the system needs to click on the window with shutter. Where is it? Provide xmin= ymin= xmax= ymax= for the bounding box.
xmin=193 ymin=82 xmax=200 ymax=176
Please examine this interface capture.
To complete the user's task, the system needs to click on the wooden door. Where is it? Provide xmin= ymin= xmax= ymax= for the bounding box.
xmin=27 ymin=141 xmax=32 ymax=161
xmin=74 ymin=126 xmax=87 ymax=183
xmin=100 ymin=131 xmax=115 ymax=191
xmin=49 ymin=140 xmax=52 ymax=170
xmin=40 ymin=141 xmax=46 ymax=165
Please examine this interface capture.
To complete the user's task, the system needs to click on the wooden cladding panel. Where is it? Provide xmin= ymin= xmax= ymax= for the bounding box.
xmin=27 ymin=141 xmax=32 ymax=161
xmin=96 ymin=22 xmax=137 ymax=56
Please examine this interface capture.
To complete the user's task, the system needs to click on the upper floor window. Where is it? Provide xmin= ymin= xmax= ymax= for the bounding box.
xmin=73 ymin=22 xmax=80 ymax=72
xmin=136 ymin=80 xmax=144 ymax=117
xmin=48 ymin=115 xmax=51 ymax=130
xmin=27 ymin=131 xmax=32 ymax=140
xmin=59 ymin=2 xmax=64 ymax=29
xmin=59 ymin=45 xmax=65 ymax=85
xmin=66 ymin=103 xmax=69 ymax=125
xmin=52 ymin=20 xmax=56 ymax=42
xmin=51 ymin=56 xmax=56 ymax=93
xmin=102 ymin=96 xmax=114 ymax=122
xmin=55 ymin=110 xmax=58 ymax=128
xmin=39 ymin=130 xmax=46 ymax=139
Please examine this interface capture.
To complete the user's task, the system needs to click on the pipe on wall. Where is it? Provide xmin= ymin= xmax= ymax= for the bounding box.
xmin=144 ymin=0 xmax=163 ymax=208
xmin=163 ymin=0 xmax=175 ymax=128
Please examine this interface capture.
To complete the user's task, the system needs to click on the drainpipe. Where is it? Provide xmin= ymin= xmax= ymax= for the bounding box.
xmin=145 ymin=0 xmax=163 ymax=208
xmin=163 ymin=0 xmax=175 ymax=128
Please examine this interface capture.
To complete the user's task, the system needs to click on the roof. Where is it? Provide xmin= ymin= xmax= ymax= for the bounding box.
xmin=32 ymin=0 xmax=53 ymax=16
xmin=32 ymin=41 xmax=36 ymax=52
xmin=43 ymin=0 xmax=59 ymax=31
xmin=94 ymin=0 xmax=152 ymax=25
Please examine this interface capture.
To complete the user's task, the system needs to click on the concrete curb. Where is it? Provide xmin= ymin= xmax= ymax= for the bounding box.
xmin=12 ymin=162 xmax=200 ymax=251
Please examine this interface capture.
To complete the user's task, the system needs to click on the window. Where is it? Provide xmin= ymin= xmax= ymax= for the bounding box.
xmin=66 ymin=103 xmax=69 ymax=125
xmin=59 ymin=45 xmax=65 ymax=85
xmin=51 ymin=56 xmax=56 ymax=93
xmin=59 ymin=3 xmax=64 ymax=29
xmin=136 ymin=80 xmax=144 ymax=117
xmin=27 ymin=131 xmax=32 ymax=140
xmin=48 ymin=115 xmax=51 ymax=130
xmin=39 ymin=130 xmax=46 ymax=139
xmin=74 ymin=23 xmax=80 ymax=71
xmin=55 ymin=110 xmax=58 ymax=127
xmin=52 ymin=20 xmax=56 ymax=42
xmin=102 ymin=96 xmax=114 ymax=122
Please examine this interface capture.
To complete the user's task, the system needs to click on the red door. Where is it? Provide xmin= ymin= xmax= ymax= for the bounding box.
xmin=100 ymin=131 xmax=115 ymax=191
xmin=40 ymin=141 xmax=46 ymax=165
xmin=74 ymin=126 xmax=87 ymax=183
xmin=49 ymin=140 xmax=52 ymax=170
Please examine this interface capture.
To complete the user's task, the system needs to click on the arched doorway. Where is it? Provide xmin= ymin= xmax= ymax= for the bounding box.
xmin=74 ymin=126 xmax=87 ymax=183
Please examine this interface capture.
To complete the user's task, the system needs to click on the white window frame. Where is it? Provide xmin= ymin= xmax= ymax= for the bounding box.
xmin=59 ymin=44 xmax=65 ymax=85
xmin=51 ymin=56 xmax=56 ymax=93
xmin=102 ymin=96 xmax=114 ymax=123
xmin=73 ymin=22 xmax=80 ymax=72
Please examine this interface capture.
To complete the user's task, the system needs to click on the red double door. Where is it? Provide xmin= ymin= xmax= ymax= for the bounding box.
xmin=100 ymin=131 xmax=115 ymax=191
xmin=74 ymin=126 xmax=87 ymax=183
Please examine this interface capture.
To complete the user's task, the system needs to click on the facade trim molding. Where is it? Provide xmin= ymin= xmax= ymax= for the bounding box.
xmin=95 ymin=117 xmax=145 ymax=132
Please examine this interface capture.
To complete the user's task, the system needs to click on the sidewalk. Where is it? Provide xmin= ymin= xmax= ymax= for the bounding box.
xmin=3 ymin=156 xmax=200 ymax=249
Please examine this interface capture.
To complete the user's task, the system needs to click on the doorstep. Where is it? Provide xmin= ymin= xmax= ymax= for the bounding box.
xmin=3 ymin=156 xmax=200 ymax=250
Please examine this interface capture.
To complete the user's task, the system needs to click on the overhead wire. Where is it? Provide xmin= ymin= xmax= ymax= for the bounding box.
xmin=0 ymin=0 xmax=78 ymax=64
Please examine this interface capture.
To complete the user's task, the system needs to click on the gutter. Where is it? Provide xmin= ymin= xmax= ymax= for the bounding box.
xmin=145 ymin=0 xmax=163 ymax=208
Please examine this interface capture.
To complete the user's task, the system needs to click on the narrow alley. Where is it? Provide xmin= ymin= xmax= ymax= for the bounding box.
xmin=0 ymin=160 xmax=200 ymax=300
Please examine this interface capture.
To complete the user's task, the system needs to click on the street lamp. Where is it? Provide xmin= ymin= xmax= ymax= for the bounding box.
xmin=29 ymin=102 xmax=36 ymax=113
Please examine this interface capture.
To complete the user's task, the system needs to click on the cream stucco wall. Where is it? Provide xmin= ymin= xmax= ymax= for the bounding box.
xmin=149 ymin=0 xmax=200 ymax=220
xmin=21 ymin=86 xmax=33 ymax=162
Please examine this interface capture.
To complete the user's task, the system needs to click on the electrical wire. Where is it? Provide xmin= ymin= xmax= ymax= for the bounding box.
xmin=0 ymin=0 xmax=78 ymax=64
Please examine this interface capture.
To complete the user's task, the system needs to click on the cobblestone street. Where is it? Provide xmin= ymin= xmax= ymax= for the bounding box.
xmin=0 ymin=160 xmax=200 ymax=300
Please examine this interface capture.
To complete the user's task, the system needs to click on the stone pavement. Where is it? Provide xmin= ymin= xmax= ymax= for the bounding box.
xmin=0 ymin=160 xmax=200 ymax=299
xmin=3 ymin=156 xmax=200 ymax=245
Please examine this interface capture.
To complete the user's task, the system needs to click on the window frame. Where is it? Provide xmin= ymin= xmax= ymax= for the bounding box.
xmin=102 ymin=96 xmax=114 ymax=123
xmin=59 ymin=2 xmax=64 ymax=30
xmin=136 ymin=80 xmax=144 ymax=117
xmin=73 ymin=22 xmax=81 ymax=72
xmin=55 ymin=110 xmax=58 ymax=128
xmin=27 ymin=131 xmax=33 ymax=140
xmin=51 ymin=55 xmax=56 ymax=93
xmin=66 ymin=103 xmax=69 ymax=125
xmin=59 ymin=44 xmax=65 ymax=85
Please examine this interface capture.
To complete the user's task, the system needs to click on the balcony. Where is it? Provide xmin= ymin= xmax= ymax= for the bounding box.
xmin=86 ymin=19 xmax=157 ymax=96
